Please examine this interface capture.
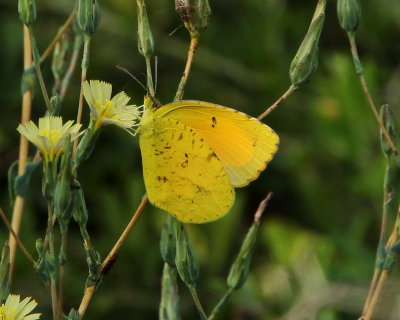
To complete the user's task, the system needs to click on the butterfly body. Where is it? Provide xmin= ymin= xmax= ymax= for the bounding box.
xmin=139 ymin=97 xmax=279 ymax=223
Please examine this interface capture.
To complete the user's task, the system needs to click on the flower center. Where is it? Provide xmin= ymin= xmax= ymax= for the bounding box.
xmin=38 ymin=129 xmax=62 ymax=146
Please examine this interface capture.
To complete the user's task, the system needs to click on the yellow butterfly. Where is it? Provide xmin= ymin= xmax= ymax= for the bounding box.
xmin=138 ymin=97 xmax=279 ymax=223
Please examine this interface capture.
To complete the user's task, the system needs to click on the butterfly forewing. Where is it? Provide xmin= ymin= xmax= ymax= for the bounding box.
xmin=156 ymin=101 xmax=279 ymax=187
xmin=139 ymin=109 xmax=235 ymax=223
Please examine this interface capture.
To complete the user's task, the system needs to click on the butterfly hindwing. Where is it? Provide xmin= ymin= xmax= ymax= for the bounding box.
xmin=139 ymin=111 xmax=235 ymax=223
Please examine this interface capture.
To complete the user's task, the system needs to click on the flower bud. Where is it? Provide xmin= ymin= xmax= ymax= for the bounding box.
xmin=160 ymin=216 xmax=177 ymax=266
xmin=289 ymin=0 xmax=326 ymax=88
xmin=175 ymin=0 xmax=191 ymax=22
xmin=175 ymin=223 xmax=199 ymax=287
xmin=380 ymin=104 xmax=396 ymax=158
xmin=337 ymin=0 xmax=361 ymax=33
xmin=227 ymin=223 xmax=259 ymax=290
xmin=73 ymin=184 xmax=88 ymax=227
xmin=137 ymin=0 xmax=154 ymax=58
xmin=49 ymin=95 xmax=61 ymax=116
xmin=191 ymin=0 xmax=211 ymax=32
xmin=77 ymin=0 xmax=101 ymax=36
xmin=18 ymin=0 xmax=37 ymax=26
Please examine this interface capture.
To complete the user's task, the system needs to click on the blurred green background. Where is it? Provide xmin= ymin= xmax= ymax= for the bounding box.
xmin=1 ymin=0 xmax=400 ymax=319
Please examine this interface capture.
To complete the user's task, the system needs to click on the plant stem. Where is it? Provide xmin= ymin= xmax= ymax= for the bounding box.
xmin=40 ymin=11 xmax=76 ymax=64
xmin=189 ymin=285 xmax=208 ymax=320
xmin=73 ymin=36 xmax=90 ymax=157
xmin=27 ymin=26 xmax=51 ymax=111
xmin=258 ymin=85 xmax=295 ymax=120
xmin=174 ymin=33 xmax=200 ymax=101
xmin=77 ymin=195 xmax=149 ymax=319
xmin=362 ymin=211 xmax=399 ymax=319
xmin=208 ymin=289 xmax=233 ymax=320
xmin=58 ymin=232 xmax=68 ymax=320
xmin=9 ymin=26 xmax=33 ymax=282
xmin=60 ymin=34 xmax=83 ymax=100
xmin=145 ymin=57 xmax=155 ymax=97
xmin=347 ymin=33 xmax=397 ymax=155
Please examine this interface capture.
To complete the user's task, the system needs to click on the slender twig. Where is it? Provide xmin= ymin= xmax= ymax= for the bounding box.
xmin=40 ymin=11 xmax=76 ymax=64
xmin=78 ymin=195 xmax=149 ymax=319
xmin=347 ymin=34 xmax=397 ymax=155
xmin=47 ymin=204 xmax=58 ymax=320
xmin=174 ymin=33 xmax=200 ymax=101
xmin=9 ymin=26 xmax=33 ymax=282
xmin=258 ymin=85 xmax=296 ymax=121
xmin=60 ymin=34 xmax=83 ymax=100
xmin=0 ymin=207 xmax=36 ymax=266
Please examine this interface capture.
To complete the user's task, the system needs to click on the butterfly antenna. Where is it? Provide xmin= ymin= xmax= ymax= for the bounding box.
xmin=116 ymin=65 xmax=147 ymax=92
xmin=154 ymin=56 xmax=159 ymax=95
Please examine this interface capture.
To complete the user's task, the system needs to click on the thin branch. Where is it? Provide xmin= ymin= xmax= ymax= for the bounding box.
xmin=258 ymin=85 xmax=295 ymax=121
xmin=347 ymin=34 xmax=397 ymax=155
xmin=40 ymin=11 xmax=76 ymax=64
xmin=0 ymin=207 xmax=36 ymax=267
xmin=174 ymin=33 xmax=200 ymax=101
xmin=78 ymin=195 xmax=149 ymax=319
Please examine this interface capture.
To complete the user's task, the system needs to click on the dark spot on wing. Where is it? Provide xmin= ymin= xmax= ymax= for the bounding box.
xmin=178 ymin=133 xmax=184 ymax=140
xmin=181 ymin=159 xmax=189 ymax=168
xmin=211 ymin=116 xmax=217 ymax=128
xmin=207 ymin=152 xmax=217 ymax=162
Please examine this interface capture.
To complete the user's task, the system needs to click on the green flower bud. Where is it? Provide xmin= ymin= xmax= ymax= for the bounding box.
xmin=77 ymin=0 xmax=101 ymax=36
xmin=136 ymin=0 xmax=154 ymax=58
xmin=337 ymin=0 xmax=361 ymax=33
xmin=380 ymin=104 xmax=396 ymax=158
xmin=35 ymin=238 xmax=44 ymax=257
xmin=18 ymin=0 xmax=37 ymax=26
xmin=73 ymin=185 xmax=88 ymax=227
xmin=0 ymin=243 xmax=10 ymax=302
xmin=227 ymin=223 xmax=259 ymax=290
xmin=159 ymin=263 xmax=180 ymax=320
xmin=191 ymin=0 xmax=211 ymax=32
xmin=175 ymin=223 xmax=199 ymax=287
xmin=54 ymin=137 xmax=74 ymax=231
xmin=52 ymin=35 xmax=70 ymax=84
xmin=160 ymin=216 xmax=177 ymax=266
xmin=49 ymin=95 xmax=61 ymax=116
xmin=289 ymin=0 xmax=326 ymax=88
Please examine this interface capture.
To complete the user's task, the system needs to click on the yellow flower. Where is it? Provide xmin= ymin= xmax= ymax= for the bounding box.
xmin=0 ymin=294 xmax=40 ymax=320
xmin=83 ymin=80 xmax=142 ymax=131
xmin=17 ymin=116 xmax=82 ymax=162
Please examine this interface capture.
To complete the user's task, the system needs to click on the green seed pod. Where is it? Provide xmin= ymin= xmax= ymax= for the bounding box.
xmin=175 ymin=223 xmax=199 ymax=287
xmin=77 ymin=0 xmax=101 ymax=36
xmin=137 ymin=0 xmax=154 ymax=58
xmin=18 ymin=0 xmax=37 ymax=26
xmin=227 ymin=223 xmax=259 ymax=290
xmin=337 ymin=0 xmax=361 ymax=33
xmin=0 ymin=243 xmax=10 ymax=303
xmin=289 ymin=0 xmax=326 ymax=88
xmin=380 ymin=104 xmax=396 ymax=158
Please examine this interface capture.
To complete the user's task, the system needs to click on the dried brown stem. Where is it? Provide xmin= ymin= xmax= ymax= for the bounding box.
xmin=77 ymin=195 xmax=149 ymax=319
xmin=9 ymin=26 xmax=33 ymax=282
xmin=258 ymin=85 xmax=295 ymax=121
xmin=174 ymin=33 xmax=200 ymax=101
